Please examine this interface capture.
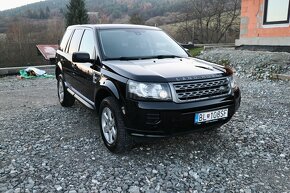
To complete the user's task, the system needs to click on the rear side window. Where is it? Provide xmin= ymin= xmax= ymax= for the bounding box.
xmin=68 ymin=29 xmax=84 ymax=54
xmin=60 ymin=29 xmax=72 ymax=51
xmin=79 ymin=30 xmax=95 ymax=59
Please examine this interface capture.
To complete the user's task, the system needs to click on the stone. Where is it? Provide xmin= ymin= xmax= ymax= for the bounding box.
xmin=55 ymin=185 xmax=62 ymax=191
xmin=152 ymin=170 xmax=158 ymax=174
xmin=128 ymin=186 xmax=140 ymax=193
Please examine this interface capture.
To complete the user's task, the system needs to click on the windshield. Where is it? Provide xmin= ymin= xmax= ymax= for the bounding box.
xmin=98 ymin=29 xmax=188 ymax=60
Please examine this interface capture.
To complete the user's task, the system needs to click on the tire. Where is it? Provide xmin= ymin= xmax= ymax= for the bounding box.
xmin=57 ymin=74 xmax=75 ymax=107
xmin=99 ymin=96 xmax=133 ymax=153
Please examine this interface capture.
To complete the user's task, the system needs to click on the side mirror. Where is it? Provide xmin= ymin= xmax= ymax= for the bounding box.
xmin=72 ymin=52 xmax=91 ymax=63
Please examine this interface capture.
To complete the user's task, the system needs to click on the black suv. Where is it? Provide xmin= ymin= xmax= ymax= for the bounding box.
xmin=55 ymin=24 xmax=241 ymax=153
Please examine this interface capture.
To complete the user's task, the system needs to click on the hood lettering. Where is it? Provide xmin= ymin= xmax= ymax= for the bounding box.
xmin=175 ymin=74 xmax=223 ymax=81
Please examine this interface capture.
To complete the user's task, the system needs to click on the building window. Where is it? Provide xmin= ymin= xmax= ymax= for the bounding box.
xmin=264 ymin=0 xmax=290 ymax=24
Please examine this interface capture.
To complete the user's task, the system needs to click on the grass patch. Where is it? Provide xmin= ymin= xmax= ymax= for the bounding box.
xmin=218 ymin=59 xmax=230 ymax=66
xmin=189 ymin=47 xmax=204 ymax=57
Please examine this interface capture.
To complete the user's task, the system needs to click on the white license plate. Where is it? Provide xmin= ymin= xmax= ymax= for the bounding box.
xmin=195 ymin=109 xmax=228 ymax=123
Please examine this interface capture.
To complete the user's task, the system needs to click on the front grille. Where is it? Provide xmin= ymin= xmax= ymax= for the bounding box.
xmin=172 ymin=77 xmax=231 ymax=102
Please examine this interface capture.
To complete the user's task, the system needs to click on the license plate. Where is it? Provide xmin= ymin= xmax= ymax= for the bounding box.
xmin=195 ymin=109 xmax=228 ymax=123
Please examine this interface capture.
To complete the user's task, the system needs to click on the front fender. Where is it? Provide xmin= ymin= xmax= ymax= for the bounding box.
xmin=95 ymin=79 xmax=120 ymax=100
xmin=102 ymin=80 xmax=120 ymax=99
xmin=94 ymin=79 xmax=123 ymax=111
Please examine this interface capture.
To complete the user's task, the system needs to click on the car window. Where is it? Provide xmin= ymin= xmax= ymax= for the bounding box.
xmin=60 ymin=29 xmax=72 ymax=52
xmin=79 ymin=29 xmax=95 ymax=59
xmin=68 ymin=29 xmax=84 ymax=54
xmin=99 ymin=29 xmax=188 ymax=59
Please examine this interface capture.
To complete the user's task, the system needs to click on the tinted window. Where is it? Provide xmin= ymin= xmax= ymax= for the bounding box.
xmin=60 ymin=29 xmax=72 ymax=51
xmin=68 ymin=29 xmax=84 ymax=54
xmin=99 ymin=29 xmax=188 ymax=59
xmin=79 ymin=30 xmax=95 ymax=59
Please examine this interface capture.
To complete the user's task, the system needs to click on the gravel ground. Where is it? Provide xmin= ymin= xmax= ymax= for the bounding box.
xmin=198 ymin=48 xmax=290 ymax=80
xmin=0 ymin=75 xmax=289 ymax=193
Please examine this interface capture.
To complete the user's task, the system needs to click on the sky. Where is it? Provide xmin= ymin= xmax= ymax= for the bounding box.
xmin=0 ymin=0 xmax=45 ymax=11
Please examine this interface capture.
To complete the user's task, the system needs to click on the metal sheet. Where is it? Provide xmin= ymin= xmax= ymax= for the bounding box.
xmin=36 ymin=45 xmax=59 ymax=60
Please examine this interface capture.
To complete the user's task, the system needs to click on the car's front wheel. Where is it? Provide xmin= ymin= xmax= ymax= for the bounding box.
xmin=99 ymin=96 xmax=133 ymax=153
xmin=57 ymin=74 xmax=75 ymax=107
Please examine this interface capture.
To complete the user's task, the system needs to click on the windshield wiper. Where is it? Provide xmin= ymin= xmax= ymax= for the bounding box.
xmin=106 ymin=57 xmax=139 ymax=61
xmin=105 ymin=55 xmax=182 ymax=61
xmin=149 ymin=55 xmax=182 ymax=59
xmin=106 ymin=56 xmax=149 ymax=61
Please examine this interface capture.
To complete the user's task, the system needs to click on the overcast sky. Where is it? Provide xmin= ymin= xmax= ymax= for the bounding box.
xmin=0 ymin=0 xmax=45 ymax=11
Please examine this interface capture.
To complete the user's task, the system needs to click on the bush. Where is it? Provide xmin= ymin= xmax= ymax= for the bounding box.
xmin=189 ymin=47 xmax=203 ymax=57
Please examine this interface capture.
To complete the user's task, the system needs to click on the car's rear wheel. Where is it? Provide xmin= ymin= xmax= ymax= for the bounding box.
xmin=57 ymin=74 xmax=75 ymax=107
xmin=99 ymin=96 xmax=133 ymax=153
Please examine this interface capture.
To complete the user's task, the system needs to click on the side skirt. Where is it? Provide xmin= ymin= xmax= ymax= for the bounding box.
xmin=67 ymin=88 xmax=95 ymax=110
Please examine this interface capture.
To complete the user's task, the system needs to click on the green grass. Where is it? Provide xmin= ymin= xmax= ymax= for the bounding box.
xmin=189 ymin=47 xmax=203 ymax=57
xmin=218 ymin=59 xmax=230 ymax=66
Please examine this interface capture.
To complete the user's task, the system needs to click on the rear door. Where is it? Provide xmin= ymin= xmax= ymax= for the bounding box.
xmin=57 ymin=28 xmax=73 ymax=84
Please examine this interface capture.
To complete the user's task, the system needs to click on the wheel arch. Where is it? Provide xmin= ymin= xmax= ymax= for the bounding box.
xmin=95 ymin=84 xmax=120 ymax=113
xmin=55 ymin=62 xmax=63 ymax=79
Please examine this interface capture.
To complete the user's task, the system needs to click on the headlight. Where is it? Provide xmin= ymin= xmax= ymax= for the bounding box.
xmin=229 ymin=74 xmax=238 ymax=89
xmin=127 ymin=80 xmax=172 ymax=101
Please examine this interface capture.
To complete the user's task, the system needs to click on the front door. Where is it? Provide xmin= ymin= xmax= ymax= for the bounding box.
xmin=66 ymin=29 xmax=84 ymax=91
xmin=74 ymin=29 xmax=100 ymax=102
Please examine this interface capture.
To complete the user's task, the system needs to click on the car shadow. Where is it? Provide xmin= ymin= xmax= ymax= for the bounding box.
xmin=69 ymin=101 xmax=234 ymax=161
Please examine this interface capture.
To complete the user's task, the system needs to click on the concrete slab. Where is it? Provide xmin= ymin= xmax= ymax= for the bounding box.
xmin=272 ymin=73 xmax=290 ymax=81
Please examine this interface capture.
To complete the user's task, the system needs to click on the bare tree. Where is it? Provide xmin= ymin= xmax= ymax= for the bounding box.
xmin=175 ymin=13 xmax=195 ymax=44
xmin=46 ymin=17 xmax=65 ymax=43
xmin=2 ymin=17 xmax=66 ymax=67
xmin=181 ymin=0 xmax=240 ymax=43
xmin=129 ymin=13 xmax=145 ymax=25
xmin=6 ymin=19 xmax=33 ymax=65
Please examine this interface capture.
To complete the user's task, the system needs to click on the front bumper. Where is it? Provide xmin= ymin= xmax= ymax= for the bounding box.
xmin=124 ymin=88 xmax=241 ymax=137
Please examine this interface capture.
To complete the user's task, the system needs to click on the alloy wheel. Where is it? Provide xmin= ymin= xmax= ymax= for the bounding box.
xmin=58 ymin=80 xmax=64 ymax=103
xmin=101 ymin=107 xmax=117 ymax=144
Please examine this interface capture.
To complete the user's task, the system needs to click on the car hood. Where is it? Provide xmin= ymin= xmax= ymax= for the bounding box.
xmin=102 ymin=57 xmax=226 ymax=82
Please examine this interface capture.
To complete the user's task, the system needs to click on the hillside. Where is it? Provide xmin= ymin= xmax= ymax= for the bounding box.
xmin=0 ymin=0 xmax=188 ymax=34
xmin=0 ymin=0 xmax=187 ymax=22
xmin=0 ymin=0 xmax=190 ymax=68
xmin=0 ymin=0 xmax=241 ymax=68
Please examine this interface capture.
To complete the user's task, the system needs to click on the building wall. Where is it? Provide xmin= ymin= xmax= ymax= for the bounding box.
xmin=236 ymin=0 xmax=290 ymax=46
